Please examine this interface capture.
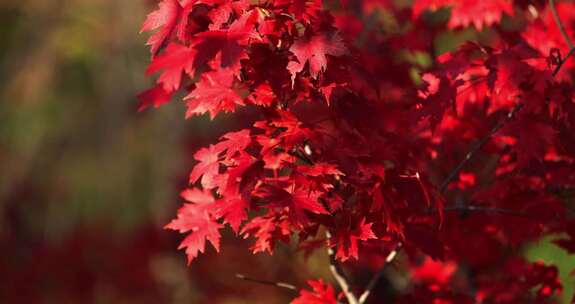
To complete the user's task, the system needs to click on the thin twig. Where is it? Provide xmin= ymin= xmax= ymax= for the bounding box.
xmin=326 ymin=231 xmax=359 ymax=304
xmin=443 ymin=205 xmax=529 ymax=218
xmin=439 ymin=103 xmax=523 ymax=193
xmin=549 ymin=0 xmax=575 ymax=49
xmin=235 ymin=273 xmax=298 ymax=291
xmin=358 ymin=243 xmax=402 ymax=304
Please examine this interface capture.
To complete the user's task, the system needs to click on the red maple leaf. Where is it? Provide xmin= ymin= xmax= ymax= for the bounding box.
xmin=191 ymin=9 xmax=261 ymax=74
xmin=216 ymin=153 xmax=258 ymax=232
xmin=185 ymin=66 xmax=245 ymax=119
xmin=291 ymin=279 xmax=339 ymax=304
xmin=331 ymin=218 xmax=377 ymax=261
xmin=145 ymin=43 xmax=196 ymax=91
xmin=215 ymin=129 xmax=252 ymax=161
xmin=189 ymin=144 xmax=221 ymax=189
xmin=216 ymin=194 xmax=248 ymax=233
xmin=165 ymin=188 xmax=223 ymax=264
xmin=137 ymin=84 xmax=174 ymax=111
xmin=275 ymin=0 xmax=323 ymax=23
xmin=501 ymin=114 xmax=557 ymax=166
xmin=255 ymin=185 xmax=329 ymax=227
xmin=241 ymin=213 xmax=291 ymax=254
xmin=141 ymin=0 xmax=184 ymax=56
xmin=287 ymin=31 xmax=347 ymax=84
xmin=247 ymin=83 xmax=276 ymax=107
xmin=412 ymin=0 xmax=513 ymax=30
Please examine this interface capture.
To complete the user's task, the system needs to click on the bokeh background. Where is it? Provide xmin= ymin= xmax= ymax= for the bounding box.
xmin=1 ymin=0 xmax=574 ymax=303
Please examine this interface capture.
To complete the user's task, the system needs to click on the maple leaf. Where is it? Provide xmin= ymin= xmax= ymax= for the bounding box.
xmin=189 ymin=130 xmax=252 ymax=191
xmin=165 ymin=188 xmax=223 ymax=264
xmin=263 ymin=110 xmax=315 ymax=148
xmin=291 ymin=279 xmax=338 ymax=304
xmin=189 ymin=144 xmax=221 ymax=189
xmin=241 ymin=213 xmax=291 ymax=254
xmin=485 ymin=45 xmax=547 ymax=111
xmin=146 ymin=43 xmax=197 ymax=91
xmin=217 ymin=194 xmax=248 ymax=233
xmin=141 ymin=0 xmax=184 ymax=56
xmin=185 ymin=67 xmax=245 ymax=119
xmin=216 ymin=153 xmax=258 ymax=232
xmin=207 ymin=0 xmax=250 ymax=29
xmin=287 ymin=31 xmax=347 ymax=85
xmin=501 ymin=115 xmax=557 ymax=166
xmin=331 ymin=218 xmax=376 ymax=261
xmin=255 ymin=185 xmax=329 ymax=227
xmin=247 ymin=83 xmax=276 ymax=107
xmin=275 ymin=0 xmax=323 ymax=23
xmin=191 ymin=9 xmax=261 ymax=74
xmin=215 ymin=129 xmax=252 ymax=161
xmin=294 ymin=162 xmax=344 ymax=192
xmin=412 ymin=0 xmax=513 ymax=30
xmin=411 ymin=257 xmax=457 ymax=285
xmin=288 ymin=188 xmax=329 ymax=224
xmin=419 ymin=74 xmax=461 ymax=130
xmin=137 ymin=84 xmax=174 ymax=111
xmin=297 ymin=162 xmax=344 ymax=177
xmin=219 ymin=153 xmax=255 ymax=192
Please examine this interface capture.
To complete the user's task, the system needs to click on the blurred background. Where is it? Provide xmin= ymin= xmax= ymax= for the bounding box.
xmin=0 ymin=0 xmax=334 ymax=303
xmin=1 ymin=0 xmax=574 ymax=303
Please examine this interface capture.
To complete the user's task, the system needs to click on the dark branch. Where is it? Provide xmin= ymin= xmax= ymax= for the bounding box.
xmin=358 ymin=242 xmax=402 ymax=304
xmin=235 ymin=273 xmax=298 ymax=291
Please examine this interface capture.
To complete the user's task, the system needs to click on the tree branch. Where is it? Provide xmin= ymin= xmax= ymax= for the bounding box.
xmin=326 ymin=231 xmax=359 ymax=304
xmin=358 ymin=242 xmax=402 ymax=304
xmin=235 ymin=273 xmax=298 ymax=291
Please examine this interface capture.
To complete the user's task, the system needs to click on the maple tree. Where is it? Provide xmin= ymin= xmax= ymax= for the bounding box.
xmin=139 ymin=0 xmax=575 ymax=302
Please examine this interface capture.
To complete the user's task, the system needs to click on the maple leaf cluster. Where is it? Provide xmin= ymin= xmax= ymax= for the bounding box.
xmin=140 ymin=0 xmax=575 ymax=302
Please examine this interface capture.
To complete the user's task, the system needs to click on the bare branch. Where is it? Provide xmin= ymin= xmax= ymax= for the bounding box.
xmin=326 ymin=231 xmax=359 ymax=304
xmin=358 ymin=243 xmax=402 ymax=304
xmin=235 ymin=273 xmax=298 ymax=291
